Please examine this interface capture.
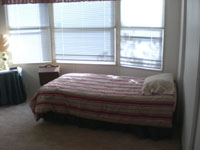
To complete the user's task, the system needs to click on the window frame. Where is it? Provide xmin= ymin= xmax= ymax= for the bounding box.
xmin=5 ymin=4 xmax=52 ymax=64
xmin=119 ymin=0 xmax=165 ymax=71
xmin=51 ymin=1 xmax=117 ymax=65
xmin=4 ymin=0 xmax=165 ymax=71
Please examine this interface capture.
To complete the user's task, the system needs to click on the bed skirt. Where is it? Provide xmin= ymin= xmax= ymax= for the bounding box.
xmin=41 ymin=112 xmax=173 ymax=140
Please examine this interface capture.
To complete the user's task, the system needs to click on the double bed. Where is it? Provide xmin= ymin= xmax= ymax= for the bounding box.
xmin=30 ymin=73 xmax=176 ymax=131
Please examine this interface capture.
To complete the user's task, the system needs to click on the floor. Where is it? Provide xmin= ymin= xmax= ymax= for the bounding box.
xmin=0 ymin=101 xmax=181 ymax=150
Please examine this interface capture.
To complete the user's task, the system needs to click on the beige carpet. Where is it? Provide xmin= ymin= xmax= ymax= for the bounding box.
xmin=0 ymin=101 xmax=181 ymax=150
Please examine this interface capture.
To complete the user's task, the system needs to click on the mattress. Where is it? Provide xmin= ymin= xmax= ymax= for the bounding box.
xmin=30 ymin=73 xmax=176 ymax=128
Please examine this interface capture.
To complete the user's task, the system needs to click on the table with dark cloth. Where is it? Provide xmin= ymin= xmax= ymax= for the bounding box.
xmin=0 ymin=67 xmax=26 ymax=105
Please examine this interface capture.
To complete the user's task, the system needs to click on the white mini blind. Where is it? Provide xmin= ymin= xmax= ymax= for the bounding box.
xmin=120 ymin=0 xmax=165 ymax=70
xmin=7 ymin=4 xmax=51 ymax=64
xmin=53 ymin=1 xmax=115 ymax=62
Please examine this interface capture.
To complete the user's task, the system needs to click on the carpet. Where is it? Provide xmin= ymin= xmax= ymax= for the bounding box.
xmin=0 ymin=101 xmax=181 ymax=150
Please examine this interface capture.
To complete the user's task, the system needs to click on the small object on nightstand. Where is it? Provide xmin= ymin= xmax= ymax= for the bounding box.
xmin=38 ymin=64 xmax=60 ymax=86
xmin=10 ymin=66 xmax=22 ymax=74
xmin=9 ymin=66 xmax=18 ymax=70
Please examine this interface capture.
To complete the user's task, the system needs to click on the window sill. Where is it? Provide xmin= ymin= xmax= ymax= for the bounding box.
xmin=56 ymin=60 xmax=116 ymax=66
xmin=120 ymin=64 xmax=163 ymax=72
xmin=12 ymin=61 xmax=52 ymax=65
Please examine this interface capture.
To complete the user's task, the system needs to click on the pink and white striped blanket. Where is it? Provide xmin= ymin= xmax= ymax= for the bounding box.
xmin=30 ymin=73 xmax=176 ymax=128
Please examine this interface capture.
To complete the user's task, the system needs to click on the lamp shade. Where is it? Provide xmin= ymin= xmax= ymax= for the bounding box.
xmin=0 ymin=34 xmax=9 ymax=52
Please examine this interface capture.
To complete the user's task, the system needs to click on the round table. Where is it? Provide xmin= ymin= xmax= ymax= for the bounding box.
xmin=0 ymin=68 xmax=26 ymax=105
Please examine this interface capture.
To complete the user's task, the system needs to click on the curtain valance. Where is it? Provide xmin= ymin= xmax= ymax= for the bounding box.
xmin=2 ymin=0 xmax=118 ymax=5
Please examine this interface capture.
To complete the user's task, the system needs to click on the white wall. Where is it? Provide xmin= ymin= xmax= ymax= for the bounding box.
xmin=181 ymin=0 xmax=200 ymax=149
xmin=0 ymin=0 xmax=182 ymax=97
xmin=194 ymin=93 xmax=200 ymax=150
xmin=194 ymin=65 xmax=200 ymax=150
xmin=0 ymin=2 xmax=6 ymax=34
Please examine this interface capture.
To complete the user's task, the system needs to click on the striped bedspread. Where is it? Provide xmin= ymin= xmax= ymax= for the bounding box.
xmin=30 ymin=73 xmax=176 ymax=128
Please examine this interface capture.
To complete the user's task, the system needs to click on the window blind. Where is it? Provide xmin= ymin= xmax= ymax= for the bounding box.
xmin=53 ymin=1 xmax=115 ymax=63
xmin=2 ymin=0 xmax=118 ymax=5
xmin=7 ymin=4 xmax=52 ymax=64
xmin=120 ymin=0 xmax=165 ymax=70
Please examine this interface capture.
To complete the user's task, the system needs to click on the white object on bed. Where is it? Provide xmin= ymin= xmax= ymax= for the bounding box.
xmin=141 ymin=73 xmax=175 ymax=95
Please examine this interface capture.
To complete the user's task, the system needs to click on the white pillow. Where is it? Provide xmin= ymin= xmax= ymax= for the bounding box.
xmin=141 ymin=73 xmax=175 ymax=95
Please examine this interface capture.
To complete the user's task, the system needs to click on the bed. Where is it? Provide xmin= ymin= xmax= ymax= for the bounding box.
xmin=30 ymin=73 xmax=176 ymax=131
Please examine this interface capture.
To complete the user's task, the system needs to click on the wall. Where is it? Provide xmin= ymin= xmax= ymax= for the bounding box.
xmin=181 ymin=0 xmax=200 ymax=149
xmin=194 ymin=56 xmax=200 ymax=150
xmin=0 ymin=0 xmax=181 ymax=97
xmin=0 ymin=1 xmax=6 ymax=34
xmin=194 ymin=95 xmax=200 ymax=150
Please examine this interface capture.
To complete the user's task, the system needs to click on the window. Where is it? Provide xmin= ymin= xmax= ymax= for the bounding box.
xmin=7 ymin=4 xmax=51 ymax=64
xmin=53 ymin=1 xmax=115 ymax=63
xmin=6 ymin=0 xmax=165 ymax=70
xmin=120 ymin=0 xmax=165 ymax=70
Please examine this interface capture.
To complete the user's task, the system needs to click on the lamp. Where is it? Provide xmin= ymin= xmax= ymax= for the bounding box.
xmin=0 ymin=34 xmax=9 ymax=70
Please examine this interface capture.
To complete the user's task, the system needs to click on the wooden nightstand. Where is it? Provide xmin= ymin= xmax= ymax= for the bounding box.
xmin=38 ymin=64 xmax=60 ymax=86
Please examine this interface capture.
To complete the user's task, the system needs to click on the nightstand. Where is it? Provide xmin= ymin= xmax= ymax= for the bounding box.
xmin=38 ymin=64 xmax=60 ymax=86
